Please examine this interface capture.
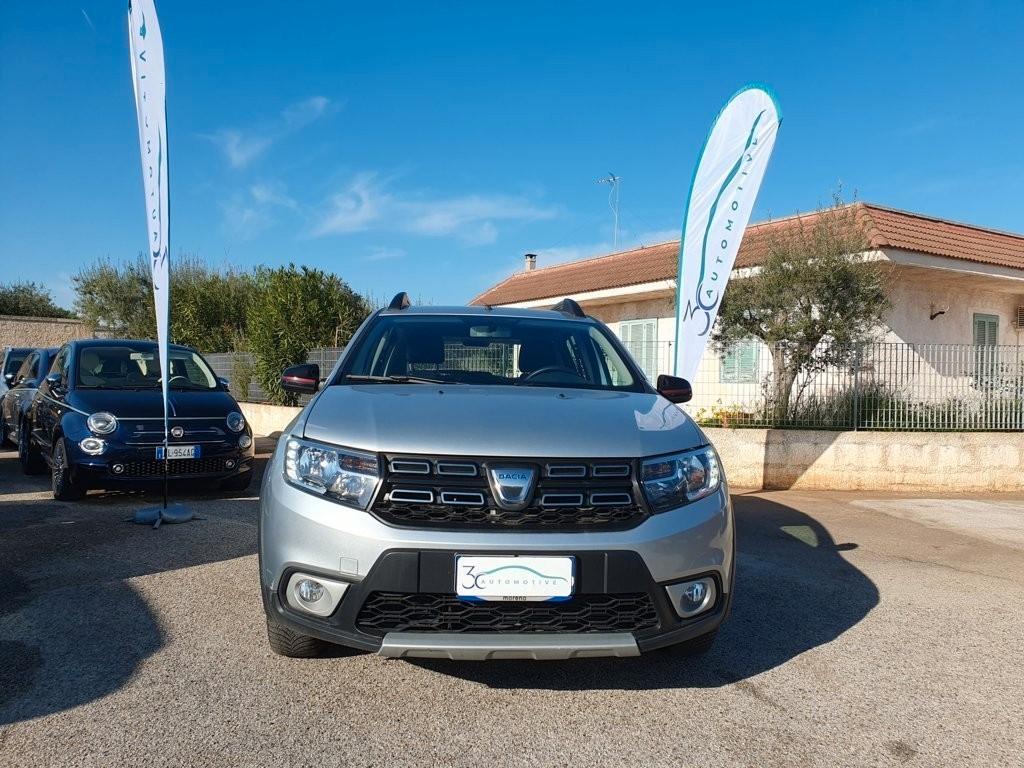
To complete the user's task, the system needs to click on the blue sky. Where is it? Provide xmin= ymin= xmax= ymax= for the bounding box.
xmin=2 ymin=2 xmax=1022 ymax=309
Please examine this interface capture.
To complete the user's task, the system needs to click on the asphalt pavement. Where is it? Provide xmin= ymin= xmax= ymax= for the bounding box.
xmin=1 ymin=440 xmax=1022 ymax=767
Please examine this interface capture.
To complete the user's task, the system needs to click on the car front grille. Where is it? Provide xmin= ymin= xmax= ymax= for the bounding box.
xmin=371 ymin=455 xmax=648 ymax=531
xmin=355 ymin=592 xmax=659 ymax=635
xmin=116 ymin=457 xmax=231 ymax=477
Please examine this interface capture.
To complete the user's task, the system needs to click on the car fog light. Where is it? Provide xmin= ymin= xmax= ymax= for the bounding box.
xmin=297 ymin=578 xmax=325 ymax=603
xmin=237 ymin=433 xmax=252 ymax=449
xmin=79 ymin=437 xmax=106 ymax=455
xmin=666 ymin=577 xmax=717 ymax=618
xmin=225 ymin=458 xmax=236 ymax=469
xmin=112 ymin=463 xmax=125 ymax=474
xmin=285 ymin=573 xmax=349 ymax=617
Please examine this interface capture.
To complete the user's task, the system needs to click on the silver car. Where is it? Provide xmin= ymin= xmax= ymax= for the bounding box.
xmin=259 ymin=295 xmax=734 ymax=660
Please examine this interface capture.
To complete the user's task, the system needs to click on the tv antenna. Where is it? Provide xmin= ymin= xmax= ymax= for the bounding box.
xmin=597 ymin=172 xmax=621 ymax=250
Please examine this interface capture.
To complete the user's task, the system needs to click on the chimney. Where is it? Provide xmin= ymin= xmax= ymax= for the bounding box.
xmin=524 ymin=253 xmax=537 ymax=272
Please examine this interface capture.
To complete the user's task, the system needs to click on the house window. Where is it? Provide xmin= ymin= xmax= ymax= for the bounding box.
xmin=619 ymin=319 xmax=658 ymax=380
xmin=972 ymin=313 xmax=999 ymax=346
xmin=720 ymin=339 xmax=760 ymax=383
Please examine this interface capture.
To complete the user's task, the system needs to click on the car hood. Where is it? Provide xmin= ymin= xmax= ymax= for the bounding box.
xmin=69 ymin=389 xmax=239 ymax=419
xmin=301 ymin=384 xmax=706 ymax=458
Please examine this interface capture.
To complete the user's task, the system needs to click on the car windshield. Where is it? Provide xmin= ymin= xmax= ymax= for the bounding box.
xmin=339 ymin=315 xmax=643 ymax=391
xmin=76 ymin=345 xmax=219 ymax=390
xmin=4 ymin=352 xmax=28 ymax=377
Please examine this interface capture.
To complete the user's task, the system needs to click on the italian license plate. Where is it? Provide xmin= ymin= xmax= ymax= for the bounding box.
xmin=156 ymin=445 xmax=200 ymax=460
xmin=455 ymin=555 xmax=574 ymax=602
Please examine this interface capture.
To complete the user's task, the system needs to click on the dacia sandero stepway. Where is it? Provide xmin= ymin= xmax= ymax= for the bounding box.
xmin=259 ymin=294 xmax=733 ymax=660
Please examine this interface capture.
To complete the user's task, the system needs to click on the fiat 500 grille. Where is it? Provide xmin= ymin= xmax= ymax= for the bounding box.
xmin=356 ymin=592 xmax=659 ymax=635
xmin=372 ymin=455 xmax=647 ymax=531
xmin=116 ymin=457 xmax=231 ymax=477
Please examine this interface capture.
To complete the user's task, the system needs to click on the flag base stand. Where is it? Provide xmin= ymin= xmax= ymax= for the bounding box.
xmin=133 ymin=502 xmax=195 ymax=529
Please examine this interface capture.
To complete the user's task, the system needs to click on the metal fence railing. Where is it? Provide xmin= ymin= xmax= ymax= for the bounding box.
xmin=620 ymin=340 xmax=1024 ymax=432
xmin=206 ymin=341 xmax=1024 ymax=432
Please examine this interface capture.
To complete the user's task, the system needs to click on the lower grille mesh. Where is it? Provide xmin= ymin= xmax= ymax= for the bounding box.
xmin=356 ymin=592 xmax=659 ymax=635
xmin=117 ymin=458 xmax=230 ymax=477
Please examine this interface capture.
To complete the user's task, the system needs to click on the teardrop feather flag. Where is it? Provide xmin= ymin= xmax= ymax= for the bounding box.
xmin=127 ymin=0 xmax=170 ymax=463
xmin=674 ymin=85 xmax=781 ymax=382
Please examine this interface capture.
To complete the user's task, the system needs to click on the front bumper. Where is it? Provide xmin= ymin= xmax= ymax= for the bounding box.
xmin=259 ymin=445 xmax=734 ymax=658
xmin=70 ymin=439 xmax=254 ymax=486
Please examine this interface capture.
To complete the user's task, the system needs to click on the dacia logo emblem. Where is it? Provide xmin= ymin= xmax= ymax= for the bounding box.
xmin=486 ymin=465 xmax=537 ymax=511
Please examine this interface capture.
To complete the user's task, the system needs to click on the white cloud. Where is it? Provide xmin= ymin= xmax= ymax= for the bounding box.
xmin=250 ymin=182 xmax=298 ymax=210
xmin=311 ymin=173 xmax=558 ymax=243
xmin=204 ymin=96 xmax=334 ymax=169
xmin=366 ymin=246 xmax=406 ymax=262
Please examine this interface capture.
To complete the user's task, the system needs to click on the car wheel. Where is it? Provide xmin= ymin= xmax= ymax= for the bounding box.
xmin=0 ymin=413 xmax=11 ymax=447
xmin=266 ymin=619 xmax=324 ymax=658
xmin=19 ymin=422 xmax=45 ymax=475
xmin=664 ymin=629 xmax=718 ymax=657
xmin=51 ymin=437 xmax=85 ymax=500
xmin=219 ymin=469 xmax=253 ymax=493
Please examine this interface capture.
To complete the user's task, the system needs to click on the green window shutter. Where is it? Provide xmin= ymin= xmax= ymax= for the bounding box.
xmin=720 ymin=339 xmax=759 ymax=383
xmin=973 ymin=314 xmax=999 ymax=346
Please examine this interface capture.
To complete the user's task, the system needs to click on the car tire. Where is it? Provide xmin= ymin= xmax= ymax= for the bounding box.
xmin=51 ymin=437 xmax=86 ymax=501
xmin=220 ymin=470 xmax=253 ymax=493
xmin=0 ymin=413 xmax=12 ymax=447
xmin=266 ymin=619 xmax=324 ymax=658
xmin=19 ymin=422 xmax=45 ymax=475
xmin=665 ymin=629 xmax=718 ymax=657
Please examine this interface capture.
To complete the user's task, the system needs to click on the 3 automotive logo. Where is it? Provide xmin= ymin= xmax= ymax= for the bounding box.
xmin=460 ymin=564 xmax=568 ymax=591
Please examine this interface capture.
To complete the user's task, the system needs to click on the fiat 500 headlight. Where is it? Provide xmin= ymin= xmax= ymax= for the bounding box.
xmin=226 ymin=411 xmax=245 ymax=433
xmin=284 ymin=436 xmax=379 ymax=509
xmin=641 ymin=446 xmax=721 ymax=512
xmin=87 ymin=411 xmax=118 ymax=435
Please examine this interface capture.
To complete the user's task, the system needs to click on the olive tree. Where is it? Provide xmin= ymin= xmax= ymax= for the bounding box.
xmin=0 ymin=281 xmax=76 ymax=318
xmin=246 ymin=265 xmax=372 ymax=405
xmin=714 ymin=198 xmax=892 ymax=421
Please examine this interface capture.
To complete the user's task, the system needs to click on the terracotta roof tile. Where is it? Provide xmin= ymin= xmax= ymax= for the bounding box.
xmin=472 ymin=203 xmax=1024 ymax=306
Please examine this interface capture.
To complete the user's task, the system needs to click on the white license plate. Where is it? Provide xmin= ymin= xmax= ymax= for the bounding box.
xmin=156 ymin=445 xmax=200 ymax=460
xmin=455 ymin=555 xmax=574 ymax=602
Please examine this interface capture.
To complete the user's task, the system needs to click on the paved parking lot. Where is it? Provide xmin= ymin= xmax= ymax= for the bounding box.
xmin=1 ymin=441 xmax=1022 ymax=767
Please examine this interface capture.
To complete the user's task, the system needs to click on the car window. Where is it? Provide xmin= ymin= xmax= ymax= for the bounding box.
xmin=4 ymin=352 xmax=27 ymax=377
xmin=15 ymin=352 xmax=38 ymax=383
xmin=341 ymin=315 xmax=642 ymax=391
xmin=76 ymin=345 xmax=218 ymax=390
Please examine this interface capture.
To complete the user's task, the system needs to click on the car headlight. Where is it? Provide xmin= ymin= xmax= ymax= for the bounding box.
xmin=284 ymin=436 xmax=379 ymax=509
xmin=641 ymin=446 xmax=721 ymax=512
xmin=226 ymin=411 xmax=245 ymax=433
xmin=87 ymin=412 xmax=118 ymax=435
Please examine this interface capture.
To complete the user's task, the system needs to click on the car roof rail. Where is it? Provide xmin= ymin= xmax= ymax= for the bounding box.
xmin=551 ymin=298 xmax=586 ymax=319
xmin=388 ymin=292 xmax=411 ymax=310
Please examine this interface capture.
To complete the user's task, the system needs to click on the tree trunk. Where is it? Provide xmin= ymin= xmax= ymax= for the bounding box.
xmin=770 ymin=346 xmax=798 ymax=425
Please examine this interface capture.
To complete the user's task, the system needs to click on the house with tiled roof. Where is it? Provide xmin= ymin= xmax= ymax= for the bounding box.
xmin=472 ymin=203 xmax=1024 ymax=400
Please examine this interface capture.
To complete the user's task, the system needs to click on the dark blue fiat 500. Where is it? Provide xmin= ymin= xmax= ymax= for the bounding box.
xmin=22 ymin=339 xmax=255 ymax=500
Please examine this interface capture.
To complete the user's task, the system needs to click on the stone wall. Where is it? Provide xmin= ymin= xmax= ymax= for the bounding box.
xmin=0 ymin=315 xmax=91 ymax=348
xmin=706 ymin=427 xmax=1024 ymax=492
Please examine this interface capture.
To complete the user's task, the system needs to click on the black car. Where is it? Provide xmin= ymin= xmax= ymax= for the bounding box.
xmin=1 ymin=347 xmax=57 ymax=447
xmin=1 ymin=346 xmax=32 ymax=425
xmin=21 ymin=339 xmax=255 ymax=500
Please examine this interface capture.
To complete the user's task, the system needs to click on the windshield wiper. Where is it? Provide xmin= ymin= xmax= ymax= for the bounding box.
xmin=343 ymin=374 xmax=455 ymax=385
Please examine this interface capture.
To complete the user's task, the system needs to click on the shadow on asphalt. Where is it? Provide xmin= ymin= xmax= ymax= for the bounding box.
xmin=409 ymin=495 xmax=880 ymax=690
xmin=0 ymin=442 xmax=272 ymax=726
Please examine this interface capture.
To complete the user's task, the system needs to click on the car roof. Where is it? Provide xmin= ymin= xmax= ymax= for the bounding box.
xmin=377 ymin=305 xmax=598 ymax=322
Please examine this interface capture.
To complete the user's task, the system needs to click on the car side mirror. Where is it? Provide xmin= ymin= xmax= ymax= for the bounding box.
xmin=656 ymin=374 xmax=692 ymax=404
xmin=218 ymin=376 xmax=230 ymax=391
xmin=280 ymin=363 xmax=320 ymax=394
xmin=45 ymin=371 xmax=64 ymax=394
